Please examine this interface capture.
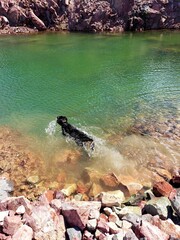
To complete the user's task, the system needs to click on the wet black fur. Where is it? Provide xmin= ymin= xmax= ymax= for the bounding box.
xmin=57 ymin=116 xmax=94 ymax=149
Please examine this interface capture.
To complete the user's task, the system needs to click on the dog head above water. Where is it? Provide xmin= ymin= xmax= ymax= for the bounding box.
xmin=57 ymin=116 xmax=68 ymax=126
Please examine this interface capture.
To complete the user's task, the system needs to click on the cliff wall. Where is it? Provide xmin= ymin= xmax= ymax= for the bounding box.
xmin=0 ymin=0 xmax=179 ymax=33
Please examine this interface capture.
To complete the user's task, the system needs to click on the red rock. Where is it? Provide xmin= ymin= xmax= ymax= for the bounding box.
xmin=77 ymin=181 xmax=90 ymax=194
xmin=99 ymin=213 xmax=108 ymax=222
xmin=0 ymin=210 xmax=9 ymax=222
xmin=3 ymin=215 xmax=22 ymax=236
xmin=97 ymin=219 xmax=109 ymax=233
xmin=83 ymin=230 xmax=94 ymax=240
xmin=108 ymin=212 xmax=119 ymax=223
xmin=152 ymin=215 xmax=180 ymax=239
xmin=107 ymin=222 xmax=120 ymax=234
xmin=50 ymin=199 xmax=62 ymax=214
xmin=95 ymin=229 xmax=106 ymax=239
xmin=23 ymin=204 xmax=65 ymax=239
xmin=0 ymin=233 xmax=12 ymax=240
xmin=61 ymin=201 xmax=101 ymax=231
xmin=153 ymin=181 xmax=173 ymax=197
xmin=58 ymin=215 xmax=66 ymax=240
xmin=135 ymin=220 xmax=169 ymax=240
xmin=12 ymin=224 xmax=33 ymax=240
xmin=100 ymin=172 xmax=120 ymax=188
xmin=0 ymin=196 xmax=32 ymax=214
xmin=39 ymin=190 xmax=54 ymax=204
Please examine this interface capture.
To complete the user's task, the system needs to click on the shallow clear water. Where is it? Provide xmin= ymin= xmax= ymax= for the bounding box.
xmin=0 ymin=31 xmax=180 ymax=183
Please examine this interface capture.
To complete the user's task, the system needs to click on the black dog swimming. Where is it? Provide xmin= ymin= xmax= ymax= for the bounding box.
xmin=57 ymin=116 xmax=94 ymax=151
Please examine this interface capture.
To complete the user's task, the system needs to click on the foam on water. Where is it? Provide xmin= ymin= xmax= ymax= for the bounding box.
xmin=45 ymin=120 xmax=57 ymax=136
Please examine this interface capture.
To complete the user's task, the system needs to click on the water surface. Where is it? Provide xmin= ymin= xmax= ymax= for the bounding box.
xmin=0 ymin=31 xmax=180 ymax=185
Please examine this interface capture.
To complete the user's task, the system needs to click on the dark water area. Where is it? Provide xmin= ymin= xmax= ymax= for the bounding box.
xmin=0 ymin=31 xmax=180 ymax=186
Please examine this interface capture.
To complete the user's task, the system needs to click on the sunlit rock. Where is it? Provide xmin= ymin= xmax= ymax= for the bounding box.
xmin=153 ymin=181 xmax=173 ymax=197
xmin=3 ymin=215 xmax=22 ymax=236
xmin=61 ymin=201 xmax=101 ymax=230
xmin=86 ymin=219 xmax=97 ymax=232
xmin=66 ymin=227 xmax=82 ymax=240
xmin=118 ymin=206 xmax=142 ymax=218
xmin=96 ymin=190 xmax=125 ymax=207
xmin=61 ymin=183 xmax=77 ymax=197
xmin=152 ymin=215 xmax=180 ymax=239
xmin=0 ymin=196 xmax=32 ymax=214
xmin=12 ymin=224 xmax=33 ymax=240
xmin=143 ymin=197 xmax=171 ymax=220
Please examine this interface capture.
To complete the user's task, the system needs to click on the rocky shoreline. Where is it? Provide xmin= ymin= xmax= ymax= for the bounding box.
xmin=0 ymin=0 xmax=179 ymax=35
xmin=0 ymin=174 xmax=179 ymax=239
xmin=0 ymin=115 xmax=180 ymax=239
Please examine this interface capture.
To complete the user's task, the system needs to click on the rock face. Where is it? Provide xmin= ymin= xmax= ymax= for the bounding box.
xmin=0 ymin=0 xmax=179 ymax=33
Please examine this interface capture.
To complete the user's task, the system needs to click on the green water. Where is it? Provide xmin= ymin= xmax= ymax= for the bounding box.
xmin=0 ymin=31 xmax=180 ymax=180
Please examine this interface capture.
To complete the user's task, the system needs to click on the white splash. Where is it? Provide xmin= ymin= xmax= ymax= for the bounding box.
xmin=45 ymin=120 xmax=57 ymax=136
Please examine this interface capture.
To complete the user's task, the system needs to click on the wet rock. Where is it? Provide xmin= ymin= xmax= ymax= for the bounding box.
xmin=77 ymin=181 xmax=91 ymax=194
xmin=82 ymin=167 xmax=103 ymax=183
xmin=66 ymin=227 xmax=82 ymax=240
xmin=100 ymin=172 xmax=120 ymax=188
xmin=26 ymin=175 xmax=39 ymax=185
xmin=97 ymin=190 xmax=125 ymax=207
xmin=143 ymin=196 xmax=171 ymax=219
xmin=153 ymin=181 xmax=173 ymax=197
xmin=55 ymin=149 xmax=82 ymax=165
xmin=89 ymin=183 xmax=103 ymax=197
xmin=12 ymin=224 xmax=33 ymax=240
xmin=61 ymin=201 xmax=101 ymax=230
xmin=3 ymin=215 xmax=22 ymax=235
xmin=61 ymin=183 xmax=77 ymax=197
